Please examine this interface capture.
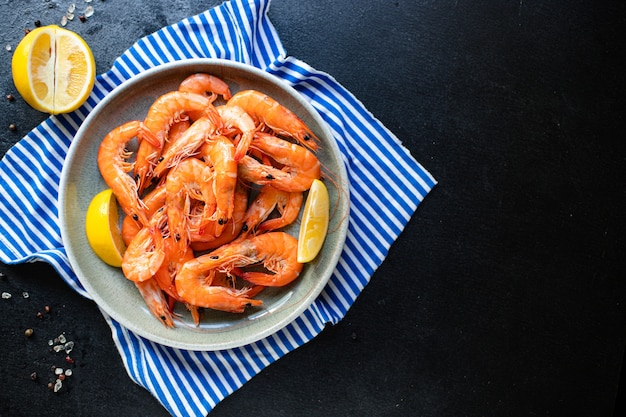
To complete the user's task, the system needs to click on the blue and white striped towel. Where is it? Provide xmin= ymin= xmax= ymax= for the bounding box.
xmin=0 ymin=0 xmax=436 ymax=415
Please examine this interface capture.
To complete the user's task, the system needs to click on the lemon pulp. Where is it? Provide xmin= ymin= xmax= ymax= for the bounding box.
xmin=12 ymin=25 xmax=95 ymax=114
xmin=297 ymin=179 xmax=330 ymax=263
xmin=85 ymin=189 xmax=126 ymax=267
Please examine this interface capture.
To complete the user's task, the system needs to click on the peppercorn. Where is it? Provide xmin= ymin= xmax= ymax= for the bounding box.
xmin=9 ymin=123 xmax=17 ymax=132
xmin=6 ymin=94 xmax=14 ymax=101
xmin=25 ymin=328 xmax=34 ymax=337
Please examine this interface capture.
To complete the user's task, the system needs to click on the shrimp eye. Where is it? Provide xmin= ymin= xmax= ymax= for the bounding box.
xmin=132 ymin=214 xmax=139 ymax=221
xmin=265 ymin=174 xmax=274 ymax=180
xmin=210 ymin=255 xmax=219 ymax=260
xmin=242 ymin=223 xmax=249 ymax=232
xmin=158 ymin=156 xmax=164 ymax=163
xmin=303 ymin=134 xmax=311 ymax=141
xmin=175 ymin=234 xmax=181 ymax=242
xmin=218 ymin=218 xmax=225 ymax=225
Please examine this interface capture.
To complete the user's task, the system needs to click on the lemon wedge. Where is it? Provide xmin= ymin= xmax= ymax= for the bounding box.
xmin=297 ymin=179 xmax=330 ymax=263
xmin=85 ymin=189 xmax=126 ymax=267
xmin=12 ymin=25 xmax=95 ymax=114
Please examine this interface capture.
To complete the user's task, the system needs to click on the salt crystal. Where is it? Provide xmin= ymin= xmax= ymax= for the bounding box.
xmin=68 ymin=3 xmax=76 ymax=13
xmin=58 ymin=334 xmax=66 ymax=344
xmin=84 ymin=6 xmax=94 ymax=17
xmin=53 ymin=345 xmax=65 ymax=352
xmin=61 ymin=15 xmax=68 ymax=26
xmin=53 ymin=379 xmax=63 ymax=392
xmin=1 ymin=292 xmax=11 ymax=299
xmin=64 ymin=341 xmax=74 ymax=353
xmin=85 ymin=0 xmax=92 ymax=3
xmin=5 ymin=44 xmax=11 ymax=51
xmin=48 ymin=339 xmax=54 ymax=346
xmin=67 ymin=12 xmax=75 ymax=21
xmin=55 ymin=367 xmax=64 ymax=375
xmin=22 ymin=292 xmax=29 ymax=298
xmin=64 ymin=369 xmax=73 ymax=376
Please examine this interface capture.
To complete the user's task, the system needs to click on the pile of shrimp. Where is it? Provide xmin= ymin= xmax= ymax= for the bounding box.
xmin=96 ymin=72 xmax=322 ymax=328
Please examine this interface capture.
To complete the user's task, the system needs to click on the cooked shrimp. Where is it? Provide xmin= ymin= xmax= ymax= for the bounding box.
xmin=152 ymin=116 xmax=215 ymax=178
xmin=175 ymin=282 xmax=262 ymax=313
xmin=176 ymin=238 xmax=268 ymax=312
xmin=227 ymin=89 xmax=320 ymax=151
xmin=151 ymin=237 xmax=206 ymax=326
xmin=121 ymin=184 xmax=167 ymax=246
xmin=97 ymin=120 xmax=158 ymax=225
xmin=144 ymin=90 xmax=220 ymax=145
xmin=216 ymin=105 xmax=256 ymax=161
xmin=179 ymin=73 xmax=232 ymax=100
xmin=134 ymin=278 xmax=175 ymax=328
xmin=241 ymin=185 xmax=303 ymax=235
xmin=135 ymin=91 xmax=220 ymax=192
xmin=153 ymin=236 xmax=194 ymax=302
xmin=176 ymin=232 xmax=303 ymax=290
xmin=199 ymin=135 xmax=237 ymax=233
xmin=160 ymin=119 xmax=191 ymax=158
xmin=165 ymin=158 xmax=216 ymax=256
xmin=190 ymin=181 xmax=249 ymax=251
xmin=238 ymin=132 xmax=321 ymax=192
xmin=122 ymin=208 xmax=167 ymax=282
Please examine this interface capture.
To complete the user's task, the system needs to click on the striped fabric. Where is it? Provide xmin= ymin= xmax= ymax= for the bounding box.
xmin=0 ymin=0 xmax=435 ymax=415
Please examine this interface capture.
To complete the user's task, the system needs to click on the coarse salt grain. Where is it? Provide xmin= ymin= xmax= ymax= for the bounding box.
xmin=1 ymin=292 xmax=11 ymax=299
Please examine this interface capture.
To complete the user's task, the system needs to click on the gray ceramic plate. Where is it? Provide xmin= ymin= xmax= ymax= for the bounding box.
xmin=59 ymin=59 xmax=349 ymax=351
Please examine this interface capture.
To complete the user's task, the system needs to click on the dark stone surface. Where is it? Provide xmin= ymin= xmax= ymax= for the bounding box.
xmin=1 ymin=0 xmax=625 ymax=416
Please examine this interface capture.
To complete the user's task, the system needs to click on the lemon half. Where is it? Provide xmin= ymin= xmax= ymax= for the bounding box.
xmin=12 ymin=25 xmax=95 ymax=114
xmin=85 ymin=189 xmax=126 ymax=267
xmin=297 ymin=179 xmax=330 ymax=263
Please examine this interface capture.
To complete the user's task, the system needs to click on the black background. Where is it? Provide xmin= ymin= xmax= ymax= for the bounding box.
xmin=1 ymin=1 xmax=625 ymax=416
